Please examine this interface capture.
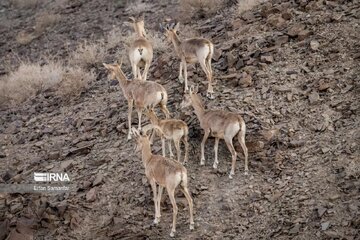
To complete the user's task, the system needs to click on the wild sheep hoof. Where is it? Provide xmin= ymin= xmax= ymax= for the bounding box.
xmin=178 ymin=76 xmax=184 ymax=83
xmin=190 ymin=224 xmax=194 ymax=230
xmin=200 ymin=161 xmax=205 ymax=166
xmin=153 ymin=219 xmax=159 ymax=225
xmin=244 ymin=171 xmax=249 ymax=176
xmin=213 ymin=163 xmax=218 ymax=169
xmin=206 ymin=92 xmax=215 ymax=99
xmin=170 ymin=231 xmax=175 ymax=237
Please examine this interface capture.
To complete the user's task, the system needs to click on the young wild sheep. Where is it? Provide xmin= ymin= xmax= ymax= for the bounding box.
xmin=103 ymin=61 xmax=170 ymax=140
xmin=128 ymin=16 xmax=153 ymax=81
xmin=162 ymin=22 xmax=215 ymax=99
xmin=180 ymin=86 xmax=249 ymax=178
xmin=144 ymin=109 xmax=189 ymax=163
xmin=132 ymin=127 xmax=194 ymax=237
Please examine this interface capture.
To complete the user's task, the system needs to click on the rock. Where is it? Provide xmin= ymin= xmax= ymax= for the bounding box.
xmin=86 ymin=188 xmax=97 ymax=202
xmin=324 ymin=231 xmax=340 ymax=238
xmin=321 ymin=221 xmax=330 ymax=231
xmin=116 ymin=123 xmax=126 ymax=132
xmin=329 ymin=194 xmax=340 ymax=201
xmin=308 ymin=91 xmax=320 ymax=104
xmin=7 ymin=229 xmax=32 ymax=240
xmin=306 ymin=1 xmax=323 ymax=11
xmin=109 ymin=79 xmax=118 ymax=86
xmin=318 ymin=80 xmax=330 ymax=91
xmin=267 ymin=14 xmax=286 ymax=28
xmin=153 ymin=70 xmax=161 ymax=78
xmin=226 ymin=52 xmax=237 ymax=68
xmin=289 ymin=223 xmax=300 ymax=234
xmin=212 ymin=49 xmax=222 ymax=61
xmin=260 ymin=55 xmax=274 ymax=63
xmin=310 ymin=40 xmax=320 ymax=50
xmin=235 ymin=59 xmax=245 ymax=69
xmin=12 ymin=174 xmax=22 ymax=183
xmin=0 ymin=219 xmax=9 ymax=240
xmin=92 ymin=174 xmax=103 ymax=186
xmin=60 ymin=160 xmax=74 ymax=171
xmin=10 ymin=203 xmax=23 ymax=214
xmin=287 ymin=24 xmax=305 ymax=37
xmin=275 ymin=35 xmax=289 ymax=46
xmin=317 ymin=206 xmax=327 ymax=217
xmin=298 ymin=30 xmax=311 ymax=40
xmin=238 ymin=72 xmax=252 ymax=87
xmin=219 ymin=73 xmax=238 ymax=80
xmin=281 ymin=11 xmax=292 ymax=20
xmin=48 ymin=151 xmax=60 ymax=160
xmin=261 ymin=129 xmax=279 ymax=141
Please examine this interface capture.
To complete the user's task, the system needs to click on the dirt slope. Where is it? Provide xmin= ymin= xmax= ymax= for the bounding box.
xmin=0 ymin=0 xmax=359 ymax=239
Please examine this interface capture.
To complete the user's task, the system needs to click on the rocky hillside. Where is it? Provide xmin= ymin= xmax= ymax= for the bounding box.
xmin=0 ymin=0 xmax=359 ymax=239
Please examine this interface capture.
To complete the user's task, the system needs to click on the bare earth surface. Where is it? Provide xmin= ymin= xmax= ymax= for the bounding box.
xmin=0 ymin=0 xmax=359 ymax=239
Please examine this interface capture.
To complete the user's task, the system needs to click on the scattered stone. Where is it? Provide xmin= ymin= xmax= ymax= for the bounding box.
xmin=318 ymin=80 xmax=330 ymax=91
xmin=321 ymin=221 xmax=330 ymax=231
xmin=60 ymin=160 xmax=74 ymax=171
xmin=86 ymin=188 xmax=97 ymax=202
xmin=275 ymin=35 xmax=289 ymax=45
xmin=48 ymin=151 xmax=60 ymax=160
xmin=289 ymin=223 xmax=300 ymax=234
xmin=238 ymin=72 xmax=252 ymax=87
xmin=317 ymin=206 xmax=327 ymax=217
xmin=308 ymin=91 xmax=320 ymax=104
xmin=227 ymin=52 xmax=237 ymax=68
xmin=0 ymin=219 xmax=9 ymax=240
xmin=261 ymin=129 xmax=279 ymax=141
xmin=92 ymin=174 xmax=103 ymax=186
xmin=267 ymin=14 xmax=286 ymax=28
xmin=109 ymin=80 xmax=118 ymax=86
xmin=287 ymin=24 xmax=305 ymax=37
xmin=310 ymin=40 xmax=320 ymax=50
xmin=260 ymin=55 xmax=274 ymax=63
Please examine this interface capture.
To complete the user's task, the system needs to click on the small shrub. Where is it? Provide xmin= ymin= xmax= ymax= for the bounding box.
xmin=126 ymin=1 xmax=153 ymax=14
xmin=34 ymin=12 xmax=61 ymax=35
xmin=179 ymin=0 xmax=225 ymax=20
xmin=57 ymin=67 xmax=95 ymax=99
xmin=0 ymin=62 xmax=64 ymax=105
xmin=70 ymin=40 xmax=107 ymax=68
xmin=148 ymin=32 xmax=170 ymax=52
xmin=16 ymin=31 xmax=37 ymax=45
xmin=10 ymin=0 xmax=41 ymax=9
xmin=0 ymin=61 xmax=94 ymax=107
xmin=15 ymin=12 xmax=60 ymax=45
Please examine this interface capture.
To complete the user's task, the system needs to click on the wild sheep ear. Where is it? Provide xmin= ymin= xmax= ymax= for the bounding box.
xmin=103 ymin=63 xmax=109 ymax=69
xmin=139 ymin=14 xmax=144 ymax=21
xmin=189 ymin=85 xmax=194 ymax=93
xmin=174 ymin=22 xmax=180 ymax=31
xmin=129 ymin=17 xmax=136 ymax=22
xmin=194 ymin=84 xmax=199 ymax=93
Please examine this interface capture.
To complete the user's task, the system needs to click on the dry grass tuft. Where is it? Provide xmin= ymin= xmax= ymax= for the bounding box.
xmin=0 ymin=62 xmax=64 ymax=105
xmin=16 ymin=31 xmax=37 ymax=45
xmin=34 ymin=12 xmax=61 ymax=34
xmin=10 ymin=0 xmax=42 ymax=8
xmin=0 ymin=61 xmax=94 ymax=107
xmin=57 ymin=67 xmax=95 ymax=99
xmin=70 ymin=40 xmax=107 ymax=68
xmin=179 ymin=0 xmax=225 ymax=20
xmin=15 ymin=12 xmax=60 ymax=45
xmin=126 ymin=1 xmax=153 ymax=14
xmin=148 ymin=32 xmax=170 ymax=53
xmin=237 ymin=0 xmax=264 ymax=15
